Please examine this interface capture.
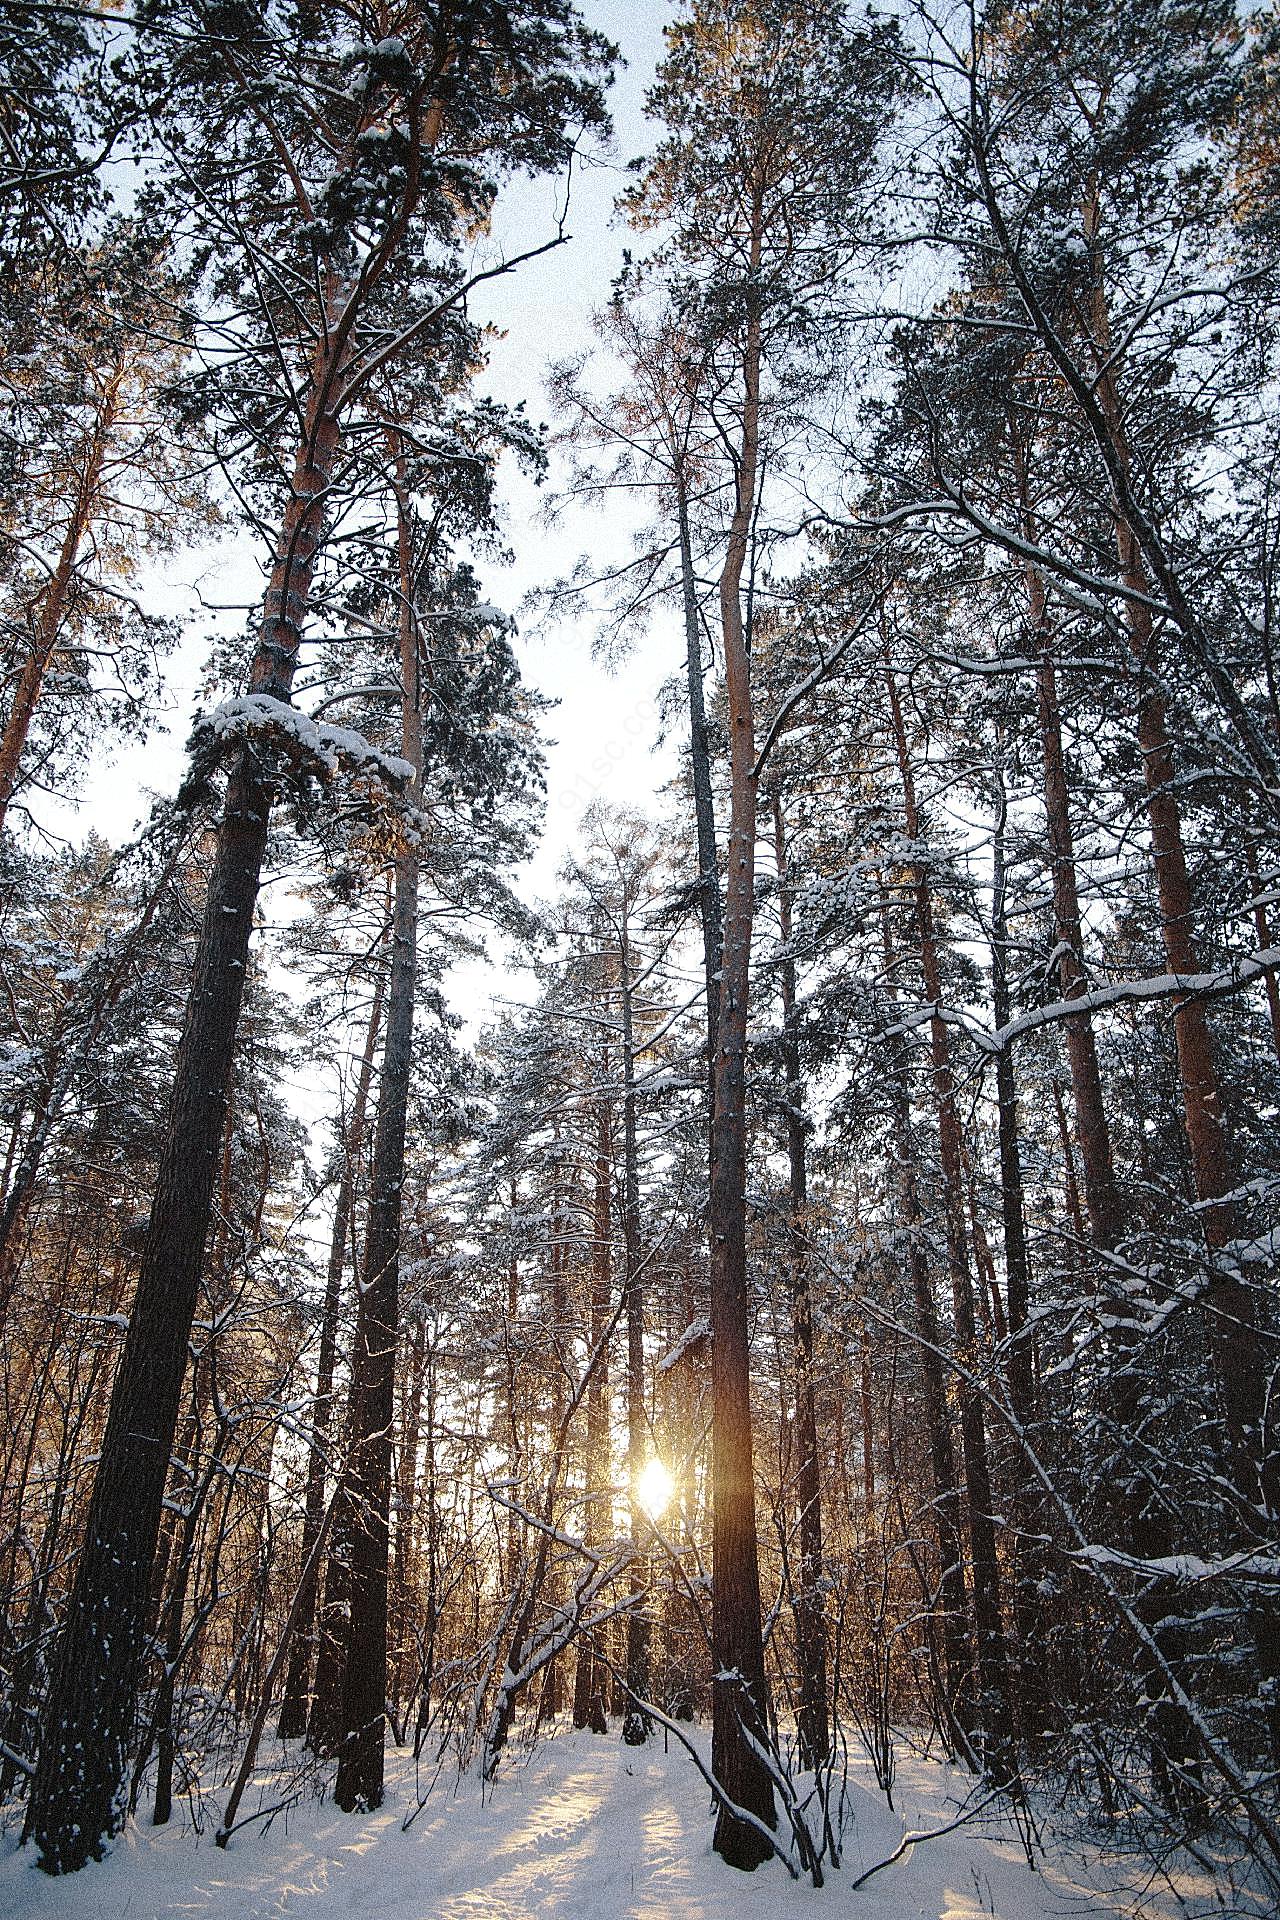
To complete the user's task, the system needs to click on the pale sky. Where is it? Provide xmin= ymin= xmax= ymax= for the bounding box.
xmin=461 ymin=0 xmax=678 ymax=862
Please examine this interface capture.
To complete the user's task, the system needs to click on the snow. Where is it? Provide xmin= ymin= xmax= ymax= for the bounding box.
xmin=657 ymin=1316 xmax=710 ymax=1373
xmin=198 ymin=694 xmax=415 ymax=788
xmin=0 ymin=1729 xmax=1231 ymax=1920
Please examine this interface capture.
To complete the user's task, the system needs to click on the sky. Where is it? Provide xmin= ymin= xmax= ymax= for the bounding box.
xmin=453 ymin=0 xmax=678 ymax=889
xmin=40 ymin=0 xmax=681 ymax=1036
xmin=435 ymin=0 xmax=681 ymax=1015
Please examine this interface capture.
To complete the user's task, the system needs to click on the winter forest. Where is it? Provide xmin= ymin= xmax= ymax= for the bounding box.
xmin=2 ymin=0 xmax=1280 ymax=1914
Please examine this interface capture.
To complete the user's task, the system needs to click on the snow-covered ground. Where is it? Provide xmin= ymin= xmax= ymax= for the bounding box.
xmin=0 ymin=1727 xmax=1231 ymax=1919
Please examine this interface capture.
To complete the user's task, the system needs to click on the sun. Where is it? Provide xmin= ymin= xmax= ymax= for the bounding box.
xmin=635 ymin=1457 xmax=675 ymax=1521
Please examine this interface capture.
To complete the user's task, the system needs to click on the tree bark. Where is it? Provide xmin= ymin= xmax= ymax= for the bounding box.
xmin=334 ymin=477 xmax=423 ymax=1814
xmin=25 ymin=316 xmax=351 ymax=1872
xmin=572 ymin=1072 xmax=612 ymax=1735
xmin=391 ymin=1308 xmax=427 ymax=1725
xmin=677 ymin=474 xmax=723 ymax=1085
xmin=989 ymin=768 xmax=1054 ymax=1739
xmin=278 ymin=963 xmax=386 ymax=1740
xmin=1013 ymin=435 xmax=1124 ymax=1254
xmin=708 ymin=202 xmax=776 ymax=1868
xmin=886 ymin=667 xmax=1013 ymax=1776
xmin=1071 ymin=192 xmax=1276 ymax=1524
xmin=769 ymin=789 xmax=828 ymax=1770
xmin=878 ymin=890 xmax=976 ymax=1761
xmin=0 ymin=365 xmax=120 ymax=835
xmin=619 ymin=919 xmax=651 ymax=1745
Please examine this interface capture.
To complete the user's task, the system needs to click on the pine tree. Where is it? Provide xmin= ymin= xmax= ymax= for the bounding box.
xmin=625 ymin=0 xmax=898 ymax=1862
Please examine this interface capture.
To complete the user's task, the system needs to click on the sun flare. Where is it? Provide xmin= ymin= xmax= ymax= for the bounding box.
xmin=635 ymin=1457 xmax=675 ymax=1521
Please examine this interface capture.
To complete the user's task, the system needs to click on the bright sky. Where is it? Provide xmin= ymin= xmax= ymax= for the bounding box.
xmin=44 ymin=1 xmax=680 ymax=1035
xmin=440 ymin=0 xmax=680 ymax=1011
xmin=478 ymin=0 xmax=673 ymax=654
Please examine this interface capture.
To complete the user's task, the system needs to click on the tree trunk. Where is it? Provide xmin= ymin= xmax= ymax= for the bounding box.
xmin=0 ymin=367 xmax=119 ymax=835
xmin=412 ymin=1341 xmax=441 ymax=1750
xmin=25 ymin=320 xmax=351 ymax=1873
xmin=878 ymin=889 xmax=976 ymax=1761
xmin=620 ymin=923 xmax=651 ymax=1745
xmin=573 ymin=1075 xmax=612 ymax=1735
xmin=769 ymin=789 xmax=828 ymax=1770
xmin=989 ymin=768 xmax=1055 ymax=1739
xmin=886 ymin=668 xmax=1013 ymax=1777
xmin=1013 ymin=438 xmax=1125 ymax=1254
xmin=278 ymin=964 xmax=386 ymax=1740
xmin=708 ymin=203 xmax=776 ymax=1868
xmin=391 ymin=1309 xmax=427 ymax=1725
xmin=677 ymin=475 xmax=723 ymax=1085
xmin=1083 ymin=206 xmax=1275 ymax=1526
xmin=988 ymin=774 xmax=1031 ymax=1413
xmin=334 ymin=478 xmax=423 ymax=1814
xmin=503 ymin=1179 xmax=524 ymax=1596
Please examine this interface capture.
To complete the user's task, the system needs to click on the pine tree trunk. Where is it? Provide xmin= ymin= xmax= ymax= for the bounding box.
xmin=1113 ymin=493 xmax=1280 ymax=1780
xmin=878 ymin=891 xmax=976 ymax=1761
xmin=24 ymin=322 xmax=349 ymax=1871
xmin=334 ymin=482 xmax=423 ymax=1814
xmin=0 ymin=368 xmax=119 ymax=835
xmin=573 ymin=1077 xmax=612 ymax=1735
xmin=708 ymin=207 xmax=776 ymax=1868
xmin=1050 ymin=1081 xmax=1087 ymax=1243
xmin=537 ymin=1144 xmax=569 ymax=1728
xmin=1082 ymin=227 xmax=1275 ymax=1525
xmin=149 ymin=1455 xmax=204 ymax=1829
xmin=1014 ymin=481 xmax=1198 ymax=1772
xmin=988 ymin=775 xmax=1032 ymax=1412
xmin=308 ymin=1438 xmax=354 ymax=1756
xmin=769 ymin=790 xmax=828 ymax=1770
xmin=391 ymin=1310 xmax=426 ymax=1726
xmin=1013 ymin=439 xmax=1124 ymax=1253
xmin=989 ymin=770 xmax=1053 ymax=1739
xmin=620 ymin=926 xmax=651 ymax=1745
xmin=412 ymin=1346 xmax=440 ymax=1750
xmin=278 ymin=965 xmax=386 ymax=1740
xmin=678 ymin=476 xmax=723 ymax=1082
xmin=503 ymin=1193 xmax=524 ymax=1596
xmin=886 ymin=669 xmax=1013 ymax=1776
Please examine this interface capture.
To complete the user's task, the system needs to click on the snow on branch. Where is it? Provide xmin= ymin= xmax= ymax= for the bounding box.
xmin=193 ymin=693 xmax=415 ymax=789
xmin=1071 ymin=1546 xmax=1280 ymax=1586
xmin=885 ymin=947 xmax=1280 ymax=1057
xmin=656 ymin=1315 xmax=710 ymax=1373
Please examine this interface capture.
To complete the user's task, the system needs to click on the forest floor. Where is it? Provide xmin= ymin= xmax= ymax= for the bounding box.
xmin=0 ymin=1725 xmax=1234 ymax=1920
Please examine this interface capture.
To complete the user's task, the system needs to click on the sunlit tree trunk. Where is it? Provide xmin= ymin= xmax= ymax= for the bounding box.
xmin=539 ymin=1132 xmax=569 ymax=1724
xmin=391 ymin=1308 xmax=427 ymax=1727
